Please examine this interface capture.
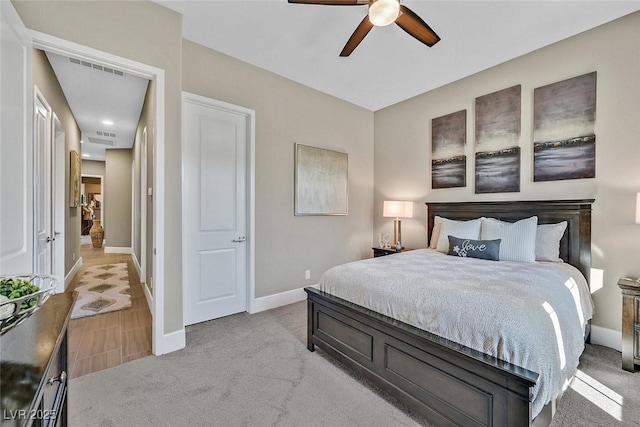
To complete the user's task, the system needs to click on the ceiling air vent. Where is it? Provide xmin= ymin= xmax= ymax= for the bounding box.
xmin=96 ymin=130 xmax=117 ymax=138
xmin=87 ymin=137 xmax=115 ymax=146
xmin=68 ymin=57 xmax=125 ymax=78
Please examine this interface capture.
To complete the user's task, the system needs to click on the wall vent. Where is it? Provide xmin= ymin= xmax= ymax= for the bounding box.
xmin=69 ymin=57 xmax=125 ymax=78
xmin=87 ymin=137 xmax=115 ymax=146
xmin=97 ymin=131 xmax=117 ymax=138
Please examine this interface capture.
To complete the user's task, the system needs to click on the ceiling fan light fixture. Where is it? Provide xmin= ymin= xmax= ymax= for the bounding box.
xmin=368 ymin=0 xmax=400 ymax=27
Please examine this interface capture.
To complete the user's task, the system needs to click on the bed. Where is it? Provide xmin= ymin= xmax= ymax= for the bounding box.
xmin=305 ymin=199 xmax=594 ymax=427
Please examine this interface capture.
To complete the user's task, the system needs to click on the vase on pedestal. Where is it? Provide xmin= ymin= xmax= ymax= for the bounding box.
xmin=90 ymin=220 xmax=104 ymax=248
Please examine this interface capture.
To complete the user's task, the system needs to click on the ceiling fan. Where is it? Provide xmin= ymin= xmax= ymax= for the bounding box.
xmin=288 ymin=0 xmax=441 ymax=57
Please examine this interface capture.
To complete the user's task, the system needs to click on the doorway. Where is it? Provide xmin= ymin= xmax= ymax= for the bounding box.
xmin=30 ymin=31 xmax=170 ymax=354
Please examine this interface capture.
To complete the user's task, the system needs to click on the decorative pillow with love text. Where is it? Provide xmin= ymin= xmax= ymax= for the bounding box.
xmin=447 ymin=236 xmax=501 ymax=261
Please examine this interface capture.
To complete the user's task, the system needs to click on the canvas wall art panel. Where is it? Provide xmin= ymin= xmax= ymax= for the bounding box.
xmin=474 ymin=85 xmax=522 ymax=193
xmin=431 ymin=110 xmax=466 ymax=189
xmin=533 ymin=72 xmax=596 ymax=182
xmin=294 ymin=143 xmax=348 ymax=216
xmin=70 ymin=150 xmax=81 ymax=207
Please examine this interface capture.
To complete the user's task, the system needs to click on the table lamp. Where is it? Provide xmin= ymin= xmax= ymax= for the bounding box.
xmin=383 ymin=201 xmax=414 ymax=248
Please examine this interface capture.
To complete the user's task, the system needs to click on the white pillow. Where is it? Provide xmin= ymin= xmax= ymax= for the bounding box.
xmin=535 ymin=222 xmax=567 ymax=262
xmin=480 ymin=216 xmax=538 ymax=263
xmin=435 ymin=217 xmax=483 ymax=253
xmin=429 ymin=216 xmax=443 ymax=249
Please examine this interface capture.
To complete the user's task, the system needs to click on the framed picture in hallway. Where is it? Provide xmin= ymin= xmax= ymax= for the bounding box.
xmin=70 ymin=150 xmax=81 ymax=207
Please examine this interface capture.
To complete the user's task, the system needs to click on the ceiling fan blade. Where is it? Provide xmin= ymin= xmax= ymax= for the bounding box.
xmin=395 ymin=5 xmax=441 ymax=47
xmin=340 ymin=15 xmax=374 ymax=57
xmin=288 ymin=0 xmax=367 ymax=5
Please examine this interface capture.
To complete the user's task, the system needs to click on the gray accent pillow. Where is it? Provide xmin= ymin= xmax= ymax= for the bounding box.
xmin=447 ymin=236 xmax=501 ymax=261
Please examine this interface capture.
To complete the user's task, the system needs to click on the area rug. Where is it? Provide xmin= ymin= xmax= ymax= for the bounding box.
xmin=71 ymin=263 xmax=131 ymax=319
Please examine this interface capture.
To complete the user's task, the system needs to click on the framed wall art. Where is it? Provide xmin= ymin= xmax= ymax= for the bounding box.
xmin=70 ymin=150 xmax=81 ymax=207
xmin=475 ymin=85 xmax=522 ymax=194
xmin=294 ymin=143 xmax=348 ymax=216
xmin=533 ymin=72 xmax=596 ymax=182
xmin=431 ymin=110 xmax=466 ymax=189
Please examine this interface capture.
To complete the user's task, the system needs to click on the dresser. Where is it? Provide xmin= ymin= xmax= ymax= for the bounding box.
xmin=0 ymin=292 xmax=73 ymax=426
xmin=618 ymin=277 xmax=640 ymax=372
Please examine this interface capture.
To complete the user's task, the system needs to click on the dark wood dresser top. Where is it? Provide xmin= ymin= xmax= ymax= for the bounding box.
xmin=0 ymin=292 xmax=74 ymax=423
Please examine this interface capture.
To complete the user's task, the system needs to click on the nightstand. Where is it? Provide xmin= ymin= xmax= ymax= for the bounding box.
xmin=618 ymin=277 xmax=640 ymax=372
xmin=372 ymin=247 xmax=412 ymax=257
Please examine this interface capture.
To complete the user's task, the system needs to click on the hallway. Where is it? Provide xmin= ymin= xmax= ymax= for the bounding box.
xmin=66 ymin=239 xmax=152 ymax=378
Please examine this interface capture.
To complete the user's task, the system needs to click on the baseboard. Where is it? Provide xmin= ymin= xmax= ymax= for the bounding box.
xmin=249 ymin=284 xmax=318 ymax=314
xmin=154 ymin=328 xmax=185 ymax=355
xmin=132 ymin=251 xmax=142 ymax=279
xmin=143 ymin=279 xmax=153 ymax=313
xmin=64 ymin=257 xmax=83 ymax=290
xmin=104 ymin=246 xmax=133 ymax=254
xmin=590 ymin=325 xmax=622 ymax=351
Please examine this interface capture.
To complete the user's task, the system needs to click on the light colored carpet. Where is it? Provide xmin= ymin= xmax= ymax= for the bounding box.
xmin=71 ymin=263 xmax=131 ymax=319
xmin=70 ymin=302 xmax=640 ymax=426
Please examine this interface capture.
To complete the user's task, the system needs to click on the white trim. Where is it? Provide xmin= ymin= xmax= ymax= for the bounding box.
xmin=590 ymin=325 xmax=622 ymax=351
xmin=29 ymin=30 xmax=169 ymax=355
xmin=250 ymin=285 xmax=318 ymax=314
xmin=155 ymin=328 xmax=185 ymax=356
xmin=132 ymin=250 xmax=142 ymax=280
xmin=143 ymin=276 xmax=153 ymax=314
xmin=181 ymin=92 xmax=255 ymax=326
xmin=140 ymin=126 xmax=147 ymax=283
xmin=64 ymin=256 xmax=83 ymax=289
xmin=104 ymin=246 xmax=132 ymax=254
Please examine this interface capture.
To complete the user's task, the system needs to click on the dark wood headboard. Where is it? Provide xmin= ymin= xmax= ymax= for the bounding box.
xmin=426 ymin=199 xmax=594 ymax=281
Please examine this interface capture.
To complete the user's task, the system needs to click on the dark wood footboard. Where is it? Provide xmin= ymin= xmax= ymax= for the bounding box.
xmin=306 ymin=287 xmax=539 ymax=427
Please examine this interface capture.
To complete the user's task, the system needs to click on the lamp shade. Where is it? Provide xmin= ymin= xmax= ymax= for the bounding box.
xmin=383 ymin=201 xmax=413 ymax=218
xmin=636 ymin=193 xmax=640 ymax=224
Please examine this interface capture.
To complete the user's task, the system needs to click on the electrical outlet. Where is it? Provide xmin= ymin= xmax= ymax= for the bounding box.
xmin=305 ymin=270 xmax=311 ymax=280
xmin=72 ymin=252 xmax=76 ymax=261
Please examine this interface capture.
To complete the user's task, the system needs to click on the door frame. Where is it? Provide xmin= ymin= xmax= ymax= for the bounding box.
xmin=181 ymin=92 xmax=256 ymax=323
xmin=52 ymin=112 xmax=65 ymax=291
xmin=29 ymin=30 xmax=173 ymax=354
xmin=81 ymin=173 xmax=104 ymax=232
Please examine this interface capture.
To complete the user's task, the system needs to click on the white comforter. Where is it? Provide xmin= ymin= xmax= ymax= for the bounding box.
xmin=318 ymin=249 xmax=594 ymax=417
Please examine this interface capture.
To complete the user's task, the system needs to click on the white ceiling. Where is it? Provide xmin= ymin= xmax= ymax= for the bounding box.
xmin=158 ymin=0 xmax=640 ymax=111
xmin=46 ymin=52 xmax=149 ymax=161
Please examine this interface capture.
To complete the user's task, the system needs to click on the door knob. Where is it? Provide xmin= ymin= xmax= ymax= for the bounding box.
xmin=232 ymin=236 xmax=246 ymax=243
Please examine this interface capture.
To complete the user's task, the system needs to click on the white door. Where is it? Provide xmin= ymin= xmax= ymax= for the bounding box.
xmin=183 ymin=94 xmax=249 ymax=326
xmin=52 ymin=114 xmax=65 ymax=291
xmin=33 ymin=89 xmax=52 ymax=275
xmin=0 ymin=1 xmax=33 ymax=274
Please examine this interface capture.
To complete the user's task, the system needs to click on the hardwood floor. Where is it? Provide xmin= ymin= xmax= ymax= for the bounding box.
xmin=66 ymin=240 xmax=152 ymax=378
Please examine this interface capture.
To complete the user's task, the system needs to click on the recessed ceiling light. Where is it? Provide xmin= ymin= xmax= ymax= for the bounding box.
xmin=82 ymin=153 xmax=90 ymax=158
xmin=102 ymin=119 xmax=114 ymax=126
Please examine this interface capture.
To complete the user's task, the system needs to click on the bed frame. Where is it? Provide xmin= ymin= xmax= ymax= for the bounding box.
xmin=305 ymin=199 xmax=593 ymax=427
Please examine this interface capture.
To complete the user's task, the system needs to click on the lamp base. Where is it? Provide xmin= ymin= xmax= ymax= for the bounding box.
xmin=393 ymin=218 xmax=401 ymax=248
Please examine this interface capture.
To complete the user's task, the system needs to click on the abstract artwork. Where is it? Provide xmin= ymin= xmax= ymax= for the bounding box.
xmin=294 ymin=143 xmax=348 ymax=215
xmin=70 ymin=150 xmax=81 ymax=207
xmin=533 ymin=72 xmax=596 ymax=181
xmin=475 ymin=85 xmax=521 ymax=194
xmin=431 ymin=110 xmax=466 ymax=189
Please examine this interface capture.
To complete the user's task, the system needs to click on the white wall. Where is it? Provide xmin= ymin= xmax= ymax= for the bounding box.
xmin=374 ymin=12 xmax=640 ymax=343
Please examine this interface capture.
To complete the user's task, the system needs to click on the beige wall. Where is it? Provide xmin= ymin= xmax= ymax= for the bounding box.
xmin=13 ymin=0 xmax=184 ymax=334
xmin=132 ymin=80 xmax=155 ymax=291
xmin=104 ymin=150 xmax=132 ymax=248
xmin=31 ymin=48 xmax=82 ymax=276
xmin=82 ymin=160 xmax=105 ymax=177
xmin=374 ymin=12 xmax=640 ymax=338
xmin=182 ymin=40 xmax=375 ymax=298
